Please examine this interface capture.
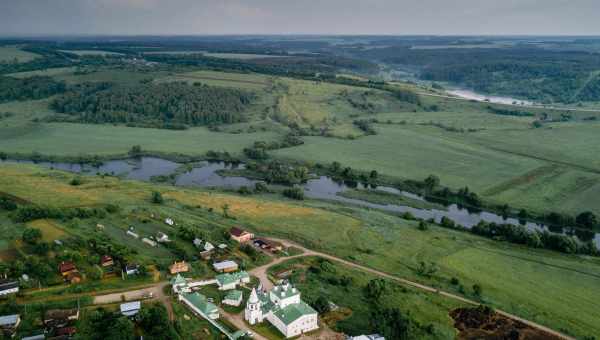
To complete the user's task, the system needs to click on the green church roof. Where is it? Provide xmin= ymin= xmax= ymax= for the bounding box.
xmin=225 ymin=290 xmax=243 ymax=301
xmin=182 ymin=292 xmax=218 ymax=315
xmin=272 ymin=301 xmax=317 ymax=326
xmin=216 ymin=271 xmax=249 ymax=286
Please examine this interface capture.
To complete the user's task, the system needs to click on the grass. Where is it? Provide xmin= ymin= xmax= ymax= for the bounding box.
xmin=202 ymin=52 xmax=289 ymax=60
xmin=58 ymin=50 xmax=124 ymax=56
xmin=0 ymin=121 xmax=280 ymax=157
xmin=6 ymin=67 xmax=78 ymax=79
xmin=26 ymin=219 xmax=66 ymax=242
xmin=0 ymin=46 xmax=39 ymax=63
xmin=267 ymin=256 xmax=463 ymax=339
xmin=171 ymin=301 xmax=223 ymax=340
xmin=155 ymin=70 xmax=272 ymax=90
xmin=1 ymin=164 xmax=599 ymax=337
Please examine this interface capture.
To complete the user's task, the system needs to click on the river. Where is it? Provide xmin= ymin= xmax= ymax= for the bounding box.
xmin=2 ymin=157 xmax=598 ymax=248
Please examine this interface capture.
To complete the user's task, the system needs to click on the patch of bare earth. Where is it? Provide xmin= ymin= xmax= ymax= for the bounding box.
xmin=451 ymin=306 xmax=562 ymax=340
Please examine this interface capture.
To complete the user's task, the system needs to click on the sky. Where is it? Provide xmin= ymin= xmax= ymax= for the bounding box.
xmin=1 ymin=0 xmax=599 ymax=36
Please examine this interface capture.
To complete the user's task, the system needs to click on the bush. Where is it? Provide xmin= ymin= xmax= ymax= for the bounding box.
xmin=69 ymin=177 xmax=83 ymax=186
xmin=151 ymin=191 xmax=164 ymax=204
xmin=282 ymin=187 xmax=304 ymax=200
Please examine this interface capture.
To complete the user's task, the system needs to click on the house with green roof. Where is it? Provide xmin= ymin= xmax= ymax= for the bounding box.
xmin=216 ymin=271 xmax=250 ymax=290
xmin=245 ymin=283 xmax=319 ymax=338
xmin=179 ymin=292 xmax=220 ymax=320
xmin=223 ymin=290 xmax=243 ymax=307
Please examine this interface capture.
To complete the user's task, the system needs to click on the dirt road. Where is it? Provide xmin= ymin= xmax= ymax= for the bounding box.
xmin=93 ymin=281 xmax=174 ymax=320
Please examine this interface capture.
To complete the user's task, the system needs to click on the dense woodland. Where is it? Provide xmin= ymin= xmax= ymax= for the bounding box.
xmin=355 ymin=45 xmax=600 ymax=103
xmin=51 ymin=82 xmax=252 ymax=127
xmin=0 ymin=76 xmax=66 ymax=103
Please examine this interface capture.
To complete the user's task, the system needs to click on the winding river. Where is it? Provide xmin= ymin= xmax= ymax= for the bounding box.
xmin=3 ymin=157 xmax=598 ymax=248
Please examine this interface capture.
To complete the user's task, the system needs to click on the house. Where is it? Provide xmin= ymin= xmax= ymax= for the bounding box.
xmin=0 ymin=314 xmax=20 ymax=337
xmin=245 ymin=283 xmax=319 ymax=338
xmin=229 ymin=227 xmax=254 ymax=243
xmin=348 ymin=335 xmax=385 ymax=340
xmin=58 ymin=262 xmax=77 ymax=277
xmin=179 ymin=292 xmax=219 ymax=320
xmin=216 ymin=271 xmax=250 ymax=291
xmin=44 ymin=309 xmax=79 ymax=328
xmin=204 ymin=242 xmax=215 ymax=252
xmin=170 ymin=274 xmax=190 ymax=294
xmin=100 ymin=255 xmax=114 ymax=267
xmin=120 ymin=301 xmax=141 ymax=317
xmin=212 ymin=260 xmax=238 ymax=273
xmin=126 ymin=230 xmax=139 ymax=239
xmin=124 ymin=264 xmax=139 ymax=276
xmin=156 ymin=232 xmax=170 ymax=243
xmin=0 ymin=280 xmax=19 ymax=296
xmin=169 ymin=261 xmax=189 ymax=275
xmin=142 ymin=238 xmax=157 ymax=247
xmin=200 ymin=242 xmax=215 ymax=259
xmin=223 ymin=290 xmax=243 ymax=307
xmin=165 ymin=218 xmax=174 ymax=226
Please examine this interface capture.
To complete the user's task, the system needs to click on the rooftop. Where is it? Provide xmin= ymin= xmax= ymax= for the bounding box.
xmin=120 ymin=301 xmax=141 ymax=316
xmin=271 ymin=283 xmax=300 ymax=299
xmin=272 ymin=301 xmax=317 ymax=326
xmin=0 ymin=314 xmax=19 ymax=326
xmin=0 ymin=280 xmax=18 ymax=291
xmin=216 ymin=271 xmax=249 ymax=286
xmin=213 ymin=260 xmax=238 ymax=271
xmin=229 ymin=227 xmax=247 ymax=237
xmin=182 ymin=292 xmax=218 ymax=315
xmin=225 ymin=290 xmax=243 ymax=301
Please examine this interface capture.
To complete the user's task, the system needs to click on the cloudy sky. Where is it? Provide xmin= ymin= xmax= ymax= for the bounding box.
xmin=1 ymin=0 xmax=599 ymax=36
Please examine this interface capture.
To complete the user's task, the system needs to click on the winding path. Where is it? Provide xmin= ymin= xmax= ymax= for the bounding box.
xmin=250 ymin=237 xmax=574 ymax=340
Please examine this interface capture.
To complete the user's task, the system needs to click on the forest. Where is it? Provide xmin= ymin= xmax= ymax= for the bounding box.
xmin=355 ymin=45 xmax=600 ymax=103
xmin=50 ymin=82 xmax=253 ymax=128
xmin=0 ymin=76 xmax=66 ymax=103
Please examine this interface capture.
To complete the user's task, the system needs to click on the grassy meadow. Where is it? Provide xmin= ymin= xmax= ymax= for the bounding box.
xmin=0 ymin=46 xmax=40 ymax=63
xmin=267 ymin=256 xmax=465 ymax=339
xmin=0 ymin=163 xmax=599 ymax=338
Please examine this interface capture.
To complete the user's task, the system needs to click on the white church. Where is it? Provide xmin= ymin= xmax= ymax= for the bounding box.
xmin=245 ymin=282 xmax=319 ymax=338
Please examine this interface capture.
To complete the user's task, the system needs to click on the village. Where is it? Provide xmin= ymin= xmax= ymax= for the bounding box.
xmin=0 ymin=217 xmax=384 ymax=340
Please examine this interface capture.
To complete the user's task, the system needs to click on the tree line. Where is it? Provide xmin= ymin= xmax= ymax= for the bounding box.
xmin=50 ymin=81 xmax=253 ymax=128
xmin=0 ymin=76 xmax=66 ymax=103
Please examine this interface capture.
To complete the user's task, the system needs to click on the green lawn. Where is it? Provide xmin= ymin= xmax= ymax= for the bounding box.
xmin=0 ymin=122 xmax=279 ymax=157
xmin=267 ymin=256 xmax=463 ymax=339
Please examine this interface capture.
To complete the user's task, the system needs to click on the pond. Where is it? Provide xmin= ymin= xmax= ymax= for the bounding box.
xmin=3 ymin=157 xmax=598 ymax=248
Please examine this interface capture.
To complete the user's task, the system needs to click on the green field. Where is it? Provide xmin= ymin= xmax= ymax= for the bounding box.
xmin=58 ymin=50 xmax=124 ymax=56
xmin=268 ymin=256 xmax=464 ymax=338
xmin=0 ymin=121 xmax=279 ymax=157
xmin=0 ymin=46 xmax=40 ymax=63
xmin=2 ymin=67 xmax=600 ymax=218
xmin=1 ymin=163 xmax=599 ymax=338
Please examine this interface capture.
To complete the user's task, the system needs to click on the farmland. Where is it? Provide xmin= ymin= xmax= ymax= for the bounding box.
xmin=0 ymin=46 xmax=40 ymax=63
xmin=1 ymin=163 xmax=599 ymax=338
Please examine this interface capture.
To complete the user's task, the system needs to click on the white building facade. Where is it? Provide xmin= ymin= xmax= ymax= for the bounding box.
xmin=244 ymin=283 xmax=319 ymax=338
